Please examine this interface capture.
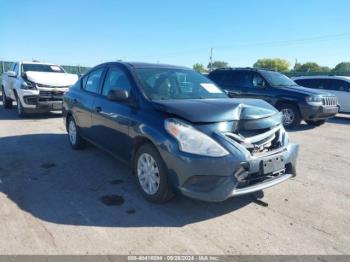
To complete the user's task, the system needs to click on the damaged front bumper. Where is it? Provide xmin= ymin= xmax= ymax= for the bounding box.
xmin=160 ymin=119 xmax=299 ymax=202
xmin=161 ymin=143 xmax=298 ymax=202
xmin=19 ymin=88 xmax=67 ymax=111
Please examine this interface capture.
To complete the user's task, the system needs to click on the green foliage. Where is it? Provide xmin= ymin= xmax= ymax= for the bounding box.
xmin=295 ymin=62 xmax=321 ymax=72
xmin=332 ymin=62 xmax=350 ymax=73
xmin=207 ymin=61 xmax=229 ymax=71
xmin=253 ymin=58 xmax=290 ymax=72
xmin=193 ymin=63 xmax=207 ymax=73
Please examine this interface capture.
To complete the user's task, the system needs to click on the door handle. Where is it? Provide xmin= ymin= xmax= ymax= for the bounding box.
xmin=95 ymin=106 xmax=102 ymax=113
xmin=72 ymin=98 xmax=78 ymax=104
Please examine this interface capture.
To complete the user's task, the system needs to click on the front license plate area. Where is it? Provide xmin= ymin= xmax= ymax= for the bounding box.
xmin=324 ymin=107 xmax=338 ymax=114
xmin=52 ymin=103 xmax=62 ymax=110
xmin=261 ymin=155 xmax=285 ymax=174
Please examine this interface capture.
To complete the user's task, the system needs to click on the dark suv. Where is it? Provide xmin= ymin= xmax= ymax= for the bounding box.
xmin=208 ymin=68 xmax=339 ymax=128
xmin=63 ymin=62 xmax=298 ymax=203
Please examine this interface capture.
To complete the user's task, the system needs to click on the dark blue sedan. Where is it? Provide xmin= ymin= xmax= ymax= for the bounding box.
xmin=63 ymin=62 xmax=299 ymax=203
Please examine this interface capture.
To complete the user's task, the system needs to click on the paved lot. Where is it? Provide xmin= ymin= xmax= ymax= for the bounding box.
xmin=0 ymin=98 xmax=350 ymax=255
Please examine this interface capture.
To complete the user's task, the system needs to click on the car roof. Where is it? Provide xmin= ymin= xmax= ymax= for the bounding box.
xmin=21 ymin=61 xmax=60 ymax=66
xmin=211 ymin=67 xmax=277 ymax=73
xmin=97 ymin=61 xmax=190 ymax=70
xmin=293 ymin=75 xmax=350 ymax=82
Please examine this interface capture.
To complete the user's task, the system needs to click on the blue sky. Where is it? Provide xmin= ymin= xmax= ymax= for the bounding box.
xmin=1 ymin=0 xmax=350 ymax=68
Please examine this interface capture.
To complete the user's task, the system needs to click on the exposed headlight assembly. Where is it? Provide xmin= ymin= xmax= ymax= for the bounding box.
xmin=21 ymin=80 xmax=37 ymax=90
xmin=165 ymin=118 xmax=229 ymax=157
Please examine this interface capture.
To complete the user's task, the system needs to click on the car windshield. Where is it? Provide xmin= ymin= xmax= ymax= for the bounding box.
xmin=22 ymin=64 xmax=65 ymax=73
xmin=260 ymin=71 xmax=297 ymax=87
xmin=134 ymin=68 xmax=228 ymax=101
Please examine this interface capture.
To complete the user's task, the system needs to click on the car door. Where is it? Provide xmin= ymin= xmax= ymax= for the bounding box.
xmin=328 ymin=79 xmax=350 ymax=113
xmin=242 ymin=72 xmax=275 ymax=104
xmin=91 ymin=65 xmax=134 ymax=161
xmin=73 ymin=67 xmax=105 ymax=139
xmin=343 ymin=81 xmax=350 ymax=113
xmin=8 ymin=63 xmax=19 ymax=98
xmin=220 ymin=70 xmax=250 ymax=97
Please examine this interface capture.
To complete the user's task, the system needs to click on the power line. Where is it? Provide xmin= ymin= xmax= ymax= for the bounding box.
xmin=134 ymin=32 xmax=350 ymax=59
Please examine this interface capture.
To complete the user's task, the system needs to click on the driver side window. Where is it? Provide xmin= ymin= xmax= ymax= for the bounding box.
xmin=13 ymin=63 xmax=19 ymax=75
xmin=102 ymin=67 xmax=132 ymax=96
xmin=252 ymin=73 xmax=266 ymax=88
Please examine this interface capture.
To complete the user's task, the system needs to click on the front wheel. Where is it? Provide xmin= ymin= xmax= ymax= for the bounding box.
xmin=277 ymin=103 xmax=301 ymax=129
xmin=1 ymin=87 xmax=13 ymax=109
xmin=134 ymin=143 xmax=174 ymax=203
xmin=305 ymin=120 xmax=326 ymax=126
xmin=67 ymin=116 xmax=86 ymax=149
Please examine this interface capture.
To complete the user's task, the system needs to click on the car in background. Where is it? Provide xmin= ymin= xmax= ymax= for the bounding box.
xmin=208 ymin=68 xmax=339 ymax=128
xmin=293 ymin=75 xmax=350 ymax=114
xmin=1 ymin=61 xmax=78 ymax=117
xmin=63 ymin=62 xmax=299 ymax=203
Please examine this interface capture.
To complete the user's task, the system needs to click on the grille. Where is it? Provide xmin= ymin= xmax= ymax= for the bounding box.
xmin=37 ymin=83 xmax=69 ymax=88
xmin=225 ymin=125 xmax=284 ymax=155
xmin=322 ymin=96 xmax=337 ymax=106
xmin=38 ymin=90 xmax=64 ymax=101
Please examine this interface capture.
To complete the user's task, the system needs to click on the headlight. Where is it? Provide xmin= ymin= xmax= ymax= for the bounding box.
xmin=164 ymin=118 xmax=229 ymax=157
xmin=305 ymin=95 xmax=322 ymax=105
xmin=21 ymin=80 xmax=37 ymax=90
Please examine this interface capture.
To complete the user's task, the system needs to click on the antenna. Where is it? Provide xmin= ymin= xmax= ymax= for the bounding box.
xmin=209 ymin=48 xmax=213 ymax=72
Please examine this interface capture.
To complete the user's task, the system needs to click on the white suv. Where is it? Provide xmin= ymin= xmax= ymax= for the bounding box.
xmin=293 ymin=75 xmax=350 ymax=113
xmin=1 ymin=61 xmax=78 ymax=117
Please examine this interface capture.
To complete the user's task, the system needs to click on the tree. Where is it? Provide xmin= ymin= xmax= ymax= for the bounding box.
xmin=297 ymin=62 xmax=321 ymax=72
xmin=193 ymin=63 xmax=207 ymax=73
xmin=207 ymin=61 xmax=229 ymax=71
xmin=333 ymin=62 xmax=350 ymax=73
xmin=253 ymin=58 xmax=290 ymax=72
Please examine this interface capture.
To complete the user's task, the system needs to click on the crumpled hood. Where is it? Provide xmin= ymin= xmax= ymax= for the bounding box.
xmin=25 ymin=71 xmax=78 ymax=87
xmin=152 ymin=98 xmax=279 ymax=123
xmin=280 ymin=85 xmax=334 ymax=96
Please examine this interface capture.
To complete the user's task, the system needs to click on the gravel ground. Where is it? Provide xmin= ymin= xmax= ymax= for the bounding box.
xmin=0 ymin=98 xmax=349 ymax=255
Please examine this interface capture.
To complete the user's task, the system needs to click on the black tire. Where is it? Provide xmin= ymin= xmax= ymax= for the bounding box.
xmin=277 ymin=103 xmax=301 ymax=129
xmin=305 ymin=120 xmax=326 ymax=127
xmin=1 ymin=87 xmax=13 ymax=109
xmin=15 ymin=93 xmax=27 ymax=118
xmin=67 ymin=116 xmax=86 ymax=150
xmin=134 ymin=143 xmax=174 ymax=203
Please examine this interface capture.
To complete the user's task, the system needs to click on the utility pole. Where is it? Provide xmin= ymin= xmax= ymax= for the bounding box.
xmin=209 ymin=48 xmax=213 ymax=72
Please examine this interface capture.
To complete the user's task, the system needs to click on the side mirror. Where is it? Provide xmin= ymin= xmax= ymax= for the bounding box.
xmin=7 ymin=71 xmax=17 ymax=77
xmin=107 ymin=89 xmax=129 ymax=102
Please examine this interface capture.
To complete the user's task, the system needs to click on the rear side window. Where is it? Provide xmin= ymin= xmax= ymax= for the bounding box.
xmin=83 ymin=68 xmax=104 ymax=93
xmin=208 ymin=70 xmax=226 ymax=86
xmin=221 ymin=71 xmax=253 ymax=89
xmin=328 ymin=79 xmax=350 ymax=92
xmin=295 ymin=79 xmax=326 ymax=89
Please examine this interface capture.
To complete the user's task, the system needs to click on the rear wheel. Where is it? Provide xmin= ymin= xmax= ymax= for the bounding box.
xmin=1 ymin=87 xmax=13 ymax=109
xmin=67 ymin=116 xmax=86 ymax=149
xmin=134 ymin=143 xmax=174 ymax=203
xmin=277 ymin=103 xmax=301 ymax=129
xmin=305 ymin=120 xmax=326 ymax=126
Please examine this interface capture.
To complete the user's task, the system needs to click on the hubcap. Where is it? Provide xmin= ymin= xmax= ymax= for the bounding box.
xmin=281 ymin=108 xmax=295 ymax=126
xmin=68 ymin=120 xmax=77 ymax=145
xmin=137 ymin=153 xmax=160 ymax=195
